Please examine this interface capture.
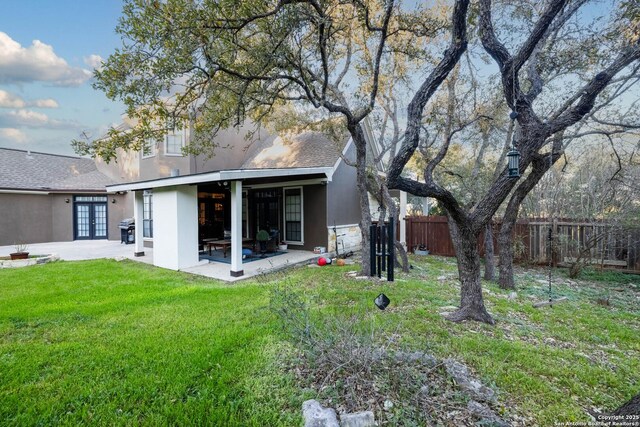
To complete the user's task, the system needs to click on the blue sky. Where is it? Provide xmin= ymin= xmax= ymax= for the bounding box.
xmin=0 ymin=1 xmax=125 ymax=155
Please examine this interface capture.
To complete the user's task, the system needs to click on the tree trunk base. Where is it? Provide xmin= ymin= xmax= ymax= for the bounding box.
xmin=498 ymin=278 xmax=516 ymax=290
xmin=446 ymin=305 xmax=495 ymax=325
xmin=610 ymin=393 xmax=639 ymax=416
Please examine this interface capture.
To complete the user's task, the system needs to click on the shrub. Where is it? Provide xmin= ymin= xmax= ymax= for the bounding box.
xmin=268 ymin=284 xmax=465 ymax=423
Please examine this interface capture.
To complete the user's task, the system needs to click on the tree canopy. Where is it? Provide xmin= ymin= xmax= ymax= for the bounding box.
xmin=80 ymin=0 xmax=640 ymax=324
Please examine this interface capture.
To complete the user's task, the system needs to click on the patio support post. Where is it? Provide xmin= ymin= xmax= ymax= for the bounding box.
xmin=230 ymin=180 xmax=243 ymax=277
xmin=399 ymin=190 xmax=407 ymax=248
xmin=153 ymin=185 xmax=199 ymax=270
xmin=133 ymin=190 xmax=145 ymax=256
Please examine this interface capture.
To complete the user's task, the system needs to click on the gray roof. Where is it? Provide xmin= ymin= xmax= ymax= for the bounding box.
xmin=241 ymin=132 xmax=346 ymax=169
xmin=0 ymin=148 xmax=115 ymax=192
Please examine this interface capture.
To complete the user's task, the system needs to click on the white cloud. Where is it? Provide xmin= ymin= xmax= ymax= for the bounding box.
xmin=0 ymin=89 xmax=25 ymax=108
xmin=0 ymin=32 xmax=92 ymax=86
xmin=31 ymin=98 xmax=59 ymax=108
xmin=83 ymin=54 xmax=103 ymax=71
xmin=0 ymin=109 xmax=78 ymax=129
xmin=0 ymin=90 xmax=59 ymax=109
xmin=6 ymin=109 xmax=50 ymax=126
xmin=0 ymin=127 xmax=27 ymax=143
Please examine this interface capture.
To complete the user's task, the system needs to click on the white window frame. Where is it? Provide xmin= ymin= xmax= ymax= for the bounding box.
xmin=143 ymin=190 xmax=153 ymax=239
xmin=165 ymin=128 xmax=187 ymax=156
xmin=142 ymin=138 xmax=156 ymax=159
xmin=283 ymin=186 xmax=304 ymax=245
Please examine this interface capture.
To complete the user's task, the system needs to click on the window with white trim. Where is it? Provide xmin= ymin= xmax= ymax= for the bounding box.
xmin=143 ymin=190 xmax=153 ymax=238
xmin=165 ymin=128 xmax=185 ymax=156
xmin=284 ymin=187 xmax=303 ymax=243
xmin=142 ymin=138 xmax=156 ymax=158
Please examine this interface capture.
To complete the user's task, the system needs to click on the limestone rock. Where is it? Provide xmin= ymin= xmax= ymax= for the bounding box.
xmin=444 ymin=358 xmax=496 ymax=402
xmin=467 ymin=400 xmax=511 ymax=427
xmin=302 ymin=400 xmax=339 ymax=427
xmin=340 ymin=411 xmax=375 ymax=427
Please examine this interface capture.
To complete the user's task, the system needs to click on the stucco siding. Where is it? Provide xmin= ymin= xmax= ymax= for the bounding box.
xmin=299 ymin=184 xmax=327 ymax=251
xmin=326 ymin=143 xmax=361 ymax=227
xmin=191 ymin=127 xmax=267 ymax=173
xmin=0 ymin=192 xmax=132 ymax=246
xmin=50 ymin=194 xmax=73 ymax=242
xmin=0 ymin=194 xmax=53 ymax=245
xmin=139 ymin=152 xmax=191 ymax=181
xmin=107 ymin=193 xmax=133 ymax=240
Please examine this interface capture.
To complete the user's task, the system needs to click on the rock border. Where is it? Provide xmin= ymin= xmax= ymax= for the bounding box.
xmin=303 ymin=353 xmax=511 ymax=427
xmin=0 ymin=254 xmax=59 ymax=269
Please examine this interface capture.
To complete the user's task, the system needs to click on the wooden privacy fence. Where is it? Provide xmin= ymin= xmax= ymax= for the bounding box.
xmin=405 ymin=216 xmax=640 ymax=272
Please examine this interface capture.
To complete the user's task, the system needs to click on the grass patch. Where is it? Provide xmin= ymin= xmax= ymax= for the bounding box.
xmin=0 ymin=260 xmax=300 ymax=425
xmin=1 ymin=256 xmax=638 ymax=425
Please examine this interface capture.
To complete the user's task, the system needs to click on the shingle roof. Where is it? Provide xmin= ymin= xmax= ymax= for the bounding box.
xmin=241 ymin=132 xmax=347 ymax=169
xmin=0 ymin=148 xmax=115 ymax=191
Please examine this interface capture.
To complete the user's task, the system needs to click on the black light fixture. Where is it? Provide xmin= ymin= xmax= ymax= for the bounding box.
xmin=111 ymin=198 xmax=116 ymax=204
xmin=374 ymin=293 xmax=390 ymax=310
xmin=65 ymin=198 xmax=70 ymax=203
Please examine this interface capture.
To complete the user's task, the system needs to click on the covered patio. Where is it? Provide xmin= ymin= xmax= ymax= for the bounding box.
xmin=108 ymin=167 xmax=333 ymax=278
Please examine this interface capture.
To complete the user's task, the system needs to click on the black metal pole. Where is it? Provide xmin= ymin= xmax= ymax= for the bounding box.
xmin=381 ymin=224 xmax=387 ymax=272
xmin=370 ymin=225 xmax=377 ymax=277
xmin=388 ymin=218 xmax=394 ymax=282
xmin=377 ymin=226 xmax=382 ymax=278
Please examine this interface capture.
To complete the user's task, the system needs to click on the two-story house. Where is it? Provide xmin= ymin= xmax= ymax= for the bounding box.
xmin=104 ymin=118 xmax=366 ymax=277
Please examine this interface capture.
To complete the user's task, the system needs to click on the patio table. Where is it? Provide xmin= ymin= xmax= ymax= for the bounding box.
xmin=202 ymin=238 xmax=253 ymax=257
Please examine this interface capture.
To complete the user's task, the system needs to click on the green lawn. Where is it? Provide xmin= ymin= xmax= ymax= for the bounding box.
xmin=0 ymin=260 xmax=301 ymax=426
xmin=1 ymin=257 xmax=638 ymax=425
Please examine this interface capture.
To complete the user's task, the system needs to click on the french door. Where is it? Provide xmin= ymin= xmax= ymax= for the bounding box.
xmin=74 ymin=197 xmax=108 ymax=240
xmin=253 ymin=189 xmax=281 ymax=234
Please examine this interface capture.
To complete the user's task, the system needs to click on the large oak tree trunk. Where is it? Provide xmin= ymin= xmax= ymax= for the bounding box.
xmin=483 ymin=222 xmax=495 ymax=281
xmin=498 ymin=219 xmax=516 ymax=290
xmin=350 ymin=124 xmax=373 ymax=276
xmin=447 ymin=217 xmax=495 ymax=324
xmin=498 ymin=135 xmax=565 ymax=290
xmin=381 ymin=181 xmax=410 ymax=273
xmin=611 ymin=393 xmax=640 ymax=416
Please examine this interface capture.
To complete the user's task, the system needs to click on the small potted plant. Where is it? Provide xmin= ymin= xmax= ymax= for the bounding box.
xmin=278 ymin=241 xmax=288 ymax=252
xmin=10 ymin=243 xmax=29 ymax=260
xmin=256 ymin=229 xmax=270 ymax=256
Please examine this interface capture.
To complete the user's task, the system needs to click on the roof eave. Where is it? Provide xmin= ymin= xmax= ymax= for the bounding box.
xmin=106 ymin=166 xmax=335 ymax=192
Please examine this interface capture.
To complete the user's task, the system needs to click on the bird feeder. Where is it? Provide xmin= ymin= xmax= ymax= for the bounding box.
xmin=507 ymin=146 xmax=521 ymax=178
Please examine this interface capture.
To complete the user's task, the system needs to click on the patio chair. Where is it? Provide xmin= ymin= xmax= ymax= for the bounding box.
xmin=267 ymin=229 xmax=279 ymax=253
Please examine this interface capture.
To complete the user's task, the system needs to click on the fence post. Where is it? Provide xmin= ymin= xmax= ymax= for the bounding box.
xmin=388 ymin=218 xmax=395 ymax=282
xmin=370 ymin=225 xmax=377 ymax=277
xmin=381 ymin=223 xmax=387 ymax=272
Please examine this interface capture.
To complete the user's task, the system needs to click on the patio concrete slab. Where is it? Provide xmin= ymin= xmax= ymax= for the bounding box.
xmin=0 ymin=240 xmax=153 ymax=264
xmin=0 ymin=240 xmax=319 ymax=282
xmin=183 ymin=249 xmax=319 ymax=282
